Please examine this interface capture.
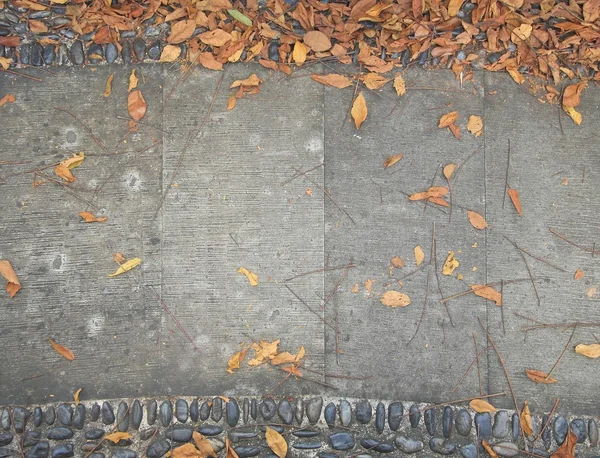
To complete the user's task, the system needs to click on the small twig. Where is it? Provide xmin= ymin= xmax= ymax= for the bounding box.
xmin=548 ymin=228 xmax=600 ymax=255
xmin=502 ymin=139 xmax=511 ymax=209
xmin=1 ymin=68 xmax=42 ymax=81
xmin=341 ymin=64 xmax=362 ymax=128
xmin=440 ymin=278 xmax=539 ymax=303
xmin=407 ymin=269 xmax=431 ymax=345
xmin=423 ymin=163 xmax=442 ymax=214
xmin=545 ymin=326 xmax=576 ymax=380
xmin=302 ymin=367 xmax=372 ymax=380
xmin=280 ymin=163 xmax=324 ymax=186
xmin=453 ymin=145 xmax=483 ymax=184
xmin=518 ymin=246 xmax=566 ymax=272
xmin=502 ymin=234 xmax=541 ymax=307
xmin=56 ymin=108 xmax=110 ymax=154
xmin=36 ymin=172 xmax=100 ymax=210
xmin=321 ymin=268 xmax=349 ymax=310
xmin=473 ymin=333 xmax=484 ymax=396
xmin=285 ymin=263 xmax=355 ymax=282
xmin=451 ymin=344 xmax=492 ymax=392
xmin=533 ymin=399 xmax=560 ymax=443
xmin=500 ymin=280 xmax=506 ymax=335
xmin=285 ymin=285 xmax=335 ymax=330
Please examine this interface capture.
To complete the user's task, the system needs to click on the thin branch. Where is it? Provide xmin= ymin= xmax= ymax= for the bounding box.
xmin=533 ymin=399 xmax=560 ymax=443
xmin=284 ymin=285 xmax=336 ymax=330
xmin=518 ymin=246 xmax=566 ymax=272
xmin=423 ymin=163 xmax=442 ymax=214
xmin=440 ymin=278 xmax=540 ymax=303
xmin=1 ymin=68 xmax=42 ymax=81
xmin=407 ymin=269 xmax=431 ymax=345
xmin=56 ymin=108 xmax=110 ymax=154
xmin=545 ymin=326 xmax=576 ymax=380
xmin=285 ymin=263 xmax=355 ymax=282
xmin=451 ymin=344 xmax=492 ymax=392
xmin=432 ymin=222 xmax=453 ymax=325
xmin=474 ymin=333 xmax=484 ymax=396
xmin=280 ymin=163 xmax=324 ymax=186
xmin=502 ymin=234 xmax=541 ymax=307
xmin=502 ymin=139 xmax=511 ymax=209
xmin=548 ymin=228 xmax=600 ymax=255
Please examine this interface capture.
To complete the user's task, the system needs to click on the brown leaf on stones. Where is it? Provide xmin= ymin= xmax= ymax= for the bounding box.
xmin=105 ymin=432 xmax=132 ymax=444
xmin=159 ymin=44 xmax=182 ymax=62
xmin=198 ymin=28 xmax=233 ymax=47
xmin=380 ymin=290 xmax=411 ymax=307
xmin=172 ymin=443 xmax=204 ymax=458
xmin=521 ymin=401 xmax=533 ymax=436
xmin=471 ymin=284 xmax=502 ymax=305
xmin=79 ymin=211 xmax=107 ymax=223
xmin=49 ymin=338 xmax=75 ymax=361
xmin=442 ymin=252 xmax=459 ymax=275
xmin=383 ymin=153 xmax=403 ymax=168
xmin=393 ymin=74 xmax=406 ymax=96
xmin=361 ymin=73 xmax=390 ymax=90
xmin=526 ymin=369 xmax=558 ymax=384
xmin=507 ymin=188 xmax=523 ymax=216
xmin=168 ymin=19 xmax=196 ymax=44
xmin=128 ymin=69 xmax=138 ymax=92
xmin=226 ymin=438 xmax=239 ymax=458
xmin=467 ymin=115 xmax=483 ymax=137
xmin=231 ymin=74 xmax=262 ymax=88
xmin=391 ymin=256 xmax=405 ymax=268
xmin=193 ymin=432 xmax=217 ymax=458
xmin=311 ymin=74 xmax=352 ymax=89
xmin=575 ymin=343 xmax=600 ymax=358
xmin=467 ymin=210 xmax=488 ymax=229
xmin=482 ymin=440 xmax=498 ymax=458
xmin=409 ymin=186 xmax=448 ymax=201
xmin=351 ymin=92 xmax=367 ymax=129
xmin=104 ymin=73 xmax=114 ymax=97
xmin=415 ymin=246 xmax=425 ymax=266
xmin=0 ymin=94 xmax=16 ymax=108
xmin=265 ymin=427 xmax=288 ymax=458
xmin=0 ymin=260 xmax=21 ymax=298
xmin=469 ymin=399 xmax=497 ymax=413
xmin=128 ymin=89 xmax=147 ymax=121
xmin=227 ymin=349 xmax=248 ymax=373
xmin=552 ymin=428 xmax=576 ymax=458
xmin=198 ymin=52 xmax=223 ymax=70
xmin=303 ymin=30 xmax=332 ymax=52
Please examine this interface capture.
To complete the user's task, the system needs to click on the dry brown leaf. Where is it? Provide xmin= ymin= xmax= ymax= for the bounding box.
xmin=521 ymin=401 xmax=533 ymax=436
xmin=383 ymin=153 xmax=403 ymax=168
xmin=552 ymin=429 xmax=576 ymax=458
xmin=448 ymin=123 xmax=461 ymax=139
xmin=442 ymin=252 xmax=459 ymax=275
xmin=575 ymin=343 xmax=600 ymax=358
xmin=507 ymin=188 xmax=523 ymax=216
xmin=105 ymin=432 xmax=132 ymax=444
xmin=227 ymin=349 xmax=247 ymax=373
xmin=0 ymin=57 xmax=12 ymax=70
xmin=311 ymin=74 xmax=352 ymax=89
xmin=511 ymin=24 xmax=532 ymax=42
xmin=443 ymin=163 xmax=456 ymax=180
xmin=415 ymin=246 xmax=424 ymax=266
xmin=114 ymin=252 xmax=126 ymax=264
xmin=193 ymin=432 xmax=217 ymax=458
xmin=438 ymin=111 xmax=459 ymax=128
xmin=172 ymin=443 xmax=202 ymax=458
xmin=265 ymin=427 xmax=288 ymax=458
xmin=198 ymin=52 xmax=223 ymax=71
xmin=448 ymin=0 xmax=465 ymax=15
xmin=231 ymin=74 xmax=262 ymax=88
xmin=564 ymin=107 xmax=582 ymax=125
xmin=0 ymin=260 xmax=21 ymax=298
xmin=247 ymin=339 xmax=280 ymax=366
xmin=226 ymin=438 xmax=239 ymax=458
xmin=467 ymin=115 xmax=483 ymax=137
xmin=526 ymin=369 xmax=558 ymax=384
xmin=393 ymin=74 xmax=406 ymax=96
xmin=128 ymin=90 xmax=147 ymax=121
xmin=104 ymin=73 xmax=114 ymax=97
xmin=351 ymin=283 xmax=359 ymax=293
xmin=506 ymin=66 xmax=525 ymax=84
xmin=467 ymin=210 xmax=488 ymax=229
xmin=73 ymin=388 xmax=82 ymax=405
xmin=365 ymin=279 xmax=375 ymax=293
xmin=79 ymin=211 xmax=107 ymax=223
xmin=168 ymin=19 xmax=196 ymax=44
xmin=391 ymin=256 xmax=405 ymax=268
xmin=482 ymin=440 xmax=498 ymax=458
xmin=55 ymin=153 xmax=85 ymax=182
xmin=198 ymin=29 xmax=233 ymax=47
xmin=409 ymin=186 xmax=448 ymax=201
xmin=237 ymin=267 xmax=258 ymax=286
xmin=128 ymin=69 xmax=138 ymax=92
xmin=295 ymin=346 xmax=306 ymax=362
xmin=281 ymin=364 xmax=303 ymax=377
xmin=303 ymin=30 xmax=332 ymax=52
xmin=351 ymin=92 xmax=367 ymax=129
xmin=574 ymin=269 xmax=584 ymax=280
xmin=227 ymin=95 xmax=237 ymax=110
xmin=469 ymin=399 xmax=496 ymax=413
xmin=472 ymin=284 xmax=502 ymax=305
xmin=361 ymin=73 xmax=390 ymax=90
xmin=0 ymin=94 xmax=16 ymax=108
xmin=49 ymin=338 xmax=75 ymax=361
xmin=380 ymin=290 xmax=411 ymax=307
xmin=159 ymin=44 xmax=182 ymax=62
xmin=293 ymin=41 xmax=308 ymax=65
xmin=271 ymin=351 xmax=297 ymax=365
xmin=109 ymin=258 xmax=142 ymax=277
xmin=563 ymin=81 xmax=587 ymax=109
xmin=428 ymin=197 xmax=450 ymax=208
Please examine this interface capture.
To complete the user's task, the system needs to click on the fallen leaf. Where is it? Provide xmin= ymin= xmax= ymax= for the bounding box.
xmin=103 ymin=73 xmax=114 ymax=97
xmin=128 ymin=89 xmax=147 ymax=121
xmin=227 ymin=95 xmax=237 ymax=110
xmin=415 ymin=246 xmax=424 ymax=266
xmin=293 ymin=41 xmax=308 ymax=65
xmin=0 ymin=260 xmax=21 ymax=298
xmin=49 ymin=338 xmax=75 ymax=361
xmin=552 ymin=429 xmax=576 ymax=458
xmin=105 ymin=432 xmax=132 ymax=444
xmin=409 ymin=186 xmax=448 ymax=201
xmin=506 ymin=66 xmax=525 ymax=84
xmin=361 ymin=73 xmax=390 ymax=90
xmin=438 ymin=111 xmax=459 ymax=128
xmin=0 ymin=57 xmax=11 ymax=70
xmin=507 ymin=188 xmax=523 ymax=216
xmin=247 ymin=339 xmax=280 ymax=366
xmin=428 ymin=197 xmax=449 ymax=207
xmin=469 ymin=399 xmax=497 ymax=413
xmin=114 ymin=252 xmax=126 ymax=264
xmin=575 ymin=343 xmax=600 ymax=358
xmin=448 ymin=123 xmax=461 ymax=139
xmin=365 ymin=279 xmax=375 ymax=293
xmin=168 ymin=20 xmax=196 ymax=44
xmin=226 ymin=438 xmax=239 ymax=458
xmin=237 ymin=267 xmax=258 ymax=286
xmin=109 ymin=258 xmax=142 ymax=277
xmin=265 ymin=427 xmax=288 ymax=458
xmin=351 ymin=92 xmax=367 ymax=129
xmin=442 ymin=252 xmax=459 ymax=275
xmin=172 ymin=443 xmax=202 ymax=458
xmin=391 ymin=256 xmax=405 ymax=268
xmin=79 ymin=211 xmax=107 ymax=223
xmin=228 ymin=9 xmax=253 ymax=26
xmin=587 ymin=287 xmax=597 ymax=298
xmin=521 ymin=401 xmax=533 ymax=436
xmin=271 ymin=351 xmax=297 ymax=365
xmin=393 ymin=74 xmax=406 ymax=96
xmin=0 ymin=94 xmax=16 ymax=108
xmin=448 ymin=0 xmax=465 ymax=15
xmin=564 ymin=107 xmax=582 ymax=125
xmin=231 ymin=74 xmax=262 ymax=88
xmin=227 ymin=349 xmax=248 ymax=373
xmin=159 ymin=44 xmax=182 ymax=62
xmin=511 ymin=24 xmax=533 ymax=42
xmin=351 ymin=283 xmax=359 ymax=293
xmin=198 ymin=52 xmax=223 ymax=70
xmin=303 ymin=30 xmax=332 ymax=52
xmin=311 ymin=74 xmax=352 ymax=89
xmin=128 ymin=69 xmax=138 ymax=91
xmin=443 ymin=163 xmax=456 ymax=180
xmin=467 ymin=115 xmax=483 ymax=137
xmin=471 ymin=284 xmax=502 ymax=305
xmin=482 ymin=440 xmax=498 ymax=458
xmin=562 ymin=81 xmax=587 ymax=109
xmin=295 ymin=346 xmax=306 ymax=362
xmin=526 ymin=369 xmax=558 ymax=384
xmin=467 ymin=210 xmax=488 ymax=229
xmin=380 ymin=290 xmax=411 ymax=307
xmin=198 ymin=29 xmax=233 ymax=47
xmin=55 ymin=153 xmax=85 ymax=182
xmin=74 ymin=388 xmax=82 ymax=404
xmin=193 ymin=432 xmax=217 ymax=458
xmin=383 ymin=153 xmax=403 ymax=168
xmin=282 ymin=364 xmax=303 ymax=376
xmin=574 ymin=269 xmax=584 ymax=280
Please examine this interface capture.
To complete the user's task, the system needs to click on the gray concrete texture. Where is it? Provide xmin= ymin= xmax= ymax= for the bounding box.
xmin=0 ymin=63 xmax=598 ymax=415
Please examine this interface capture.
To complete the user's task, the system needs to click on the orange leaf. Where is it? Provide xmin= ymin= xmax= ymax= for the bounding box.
xmin=409 ymin=186 xmax=448 ymax=201
xmin=49 ymin=338 xmax=75 ymax=361
xmin=562 ymin=81 xmax=587 ymax=109
xmin=361 ymin=73 xmax=390 ymax=90
xmin=574 ymin=269 xmax=584 ymax=280
xmin=128 ymin=69 xmax=138 ymax=92
xmin=226 ymin=438 xmax=239 ymax=458
xmin=391 ymin=256 xmax=405 ymax=268
xmin=467 ymin=210 xmax=488 ymax=229
xmin=197 ymin=52 xmax=223 ymax=70
xmin=227 ymin=95 xmax=237 ymax=110
xmin=311 ymin=73 xmax=352 ymax=89
xmin=0 ymin=94 xmax=16 ymax=108
xmin=0 ymin=37 xmax=20 ymax=47
xmin=351 ymin=92 xmax=367 ymax=129
xmin=105 ymin=432 xmax=131 ymax=443
xmin=428 ymin=197 xmax=449 ymax=207
xmin=443 ymin=163 xmax=456 ymax=180
xmin=198 ymin=29 xmax=233 ymax=47
xmin=552 ymin=429 xmax=576 ymax=458
xmin=258 ymin=59 xmax=278 ymax=71
xmin=271 ymin=352 xmax=297 ymax=365
xmin=448 ymin=123 xmax=461 ymax=139
xmin=471 ymin=284 xmax=502 ymax=305
xmin=525 ymin=369 xmax=558 ymax=384
xmin=303 ymin=30 xmax=332 ymax=52
xmin=55 ymin=153 xmax=84 ymax=182
xmin=128 ymin=90 xmax=147 ymax=121
xmin=383 ymin=153 xmax=403 ymax=168
xmin=380 ymin=290 xmax=411 ymax=307
xmin=281 ymin=364 xmax=303 ymax=376
xmin=482 ymin=440 xmax=498 ymax=458
xmin=193 ymin=432 xmax=217 ymax=458
xmin=393 ymin=74 xmax=406 ymax=96
xmin=172 ymin=443 xmax=202 ymax=457
xmin=507 ymin=188 xmax=522 ymax=216
xmin=231 ymin=74 xmax=262 ymax=88
xmin=414 ymin=245 xmax=424 ymax=266
xmin=442 ymin=251 xmax=459 ymax=275
xmin=168 ymin=20 xmax=196 ymax=44
xmin=521 ymin=401 xmax=533 ymax=436
xmin=104 ymin=73 xmax=114 ymax=97
xmin=227 ymin=349 xmax=247 ymax=373
xmin=265 ymin=427 xmax=288 ymax=458
xmin=159 ymin=44 xmax=182 ymax=62
xmin=0 ymin=260 xmax=21 ymax=298
xmin=469 ymin=399 xmax=497 ymax=413
xmin=438 ymin=111 xmax=459 ymax=128
xmin=467 ymin=115 xmax=483 ymax=137
xmin=79 ymin=211 xmax=107 ymax=223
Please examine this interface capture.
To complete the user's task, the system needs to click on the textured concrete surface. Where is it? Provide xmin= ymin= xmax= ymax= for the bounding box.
xmin=0 ymin=63 xmax=598 ymax=415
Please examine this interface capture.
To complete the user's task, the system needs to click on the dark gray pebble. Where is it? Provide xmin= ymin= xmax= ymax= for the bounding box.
xmin=429 ymin=438 xmax=456 ymax=455
xmin=72 ymin=404 xmax=85 ymax=430
xmin=233 ymin=446 xmax=260 ymax=458
xmin=85 ymin=429 xmax=105 ymax=440
xmin=292 ymin=441 xmax=321 ymax=449
xmin=455 ymin=409 xmax=471 ymax=436
xmin=190 ymin=400 xmax=199 ymax=423
xmin=146 ymin=439 xmax=170 ymax=458
xmin=356 ymin=401 xmax=372 ymax=424
xmin=0 ymin=433 xmax=12 ymax=446
xmin=409 ymin=405 xmax=421 ymax=428
xmin=45 ymin=407 xmax=56 ymax=425
xmin=90 ymin=404 xmax=100 ymax=422
xmin=268 ymin=41 xmax=279 ymax=61
xmin=493 ymin=411 xmax=509 ymax=438
xmin=88 ymin=43 xmax=103 ymax=63
xmin=112 ymin=450 xmax=136 ymax=458
xmin=82 ymin=443 xmax=102 ymax=452
xmin=443 ymin=406 xmax=453 ymax=438
xmin=570 ymin=419 xmax=587 ymax=443
xmin=80 ymin=31 xmax=95 ymax=41
xmin=260 ymin=425 xmax=283 ymax=433
xmin=292 ymin=429 xmax=319 ymax=438
xmin=121 ymin=41 xmax=132 ymax=64
xmin=69 ymin=40 xmax=84 ymax=65
xmin=1 ymin=410 xmax=10 ymax=430
xmin=425 ymin=408 xmax=437 ymax=436
xmin=31 ymin=42 xmax=43 ymax=66
xmin=324 ymin=402 xmax=336 ymax=426
xmin=198 ymin=425 xmax=222 ymax=436
xmin=459 ymin=444 xmax=477 ymax=458
xmin=51 ymin=444 xmax=73 ymax=458
xmin=0 ymin=447 xmax=10 ymax=458
xmin=227 ymin=399 xmax=240 ymax=427
xmin=166 ymin=427 xmax=192 ymax=442
xmin=46 ymin=427 xmax=73 ymax=440
xmin=133 ymin=38 xmax=146 ymax=61
xmin=474 ymin=412 xmax=491 ymax=439
xmin=542 ymin=415 xmax=551 ymax=450
xmin=199 ymin=401 xmax=210 ymax=421
xmin=140 ymin=428 xmax=156 ymax=441
xmin=89 ymin=454 xmax=104 ymax=458
xmin=229 ymin=430 xmax=257 ymax=442
xmin=375 ymin=402 xmax=385 ymax=433
xmin=360 ymin=439 xmax=394 ymax=453
xmin=589 ymin=419 xmax=599 ymax=446
xmin=131 ymin=400 xmax=142 ymax=430
xmin=105 ymin=43 xmax=118 ymax=64
xmin=250 ymin=399 xmax=257 ymax=420
xmin=13 ymin=407 xmax=28 ymax=432
xmin=511 ymin=413 xmax=520 ymax=441
xmin=102 ymin=402 xmax=115 ymax=425
xmin=34 ymin=407 xmax=43 ymax=427
xmin=554 ymin=416 xmax=568 ymax=445
xmin=329 ymin=432 xmax=354 ymax=451
xmin=29 ymin=10 xmax=51 ymax=18
xmin=319 ymin=454 xmax=338 ymax=458
xmin=175 ymin=399 xmax=188 ymax=423
xmin=277 ymin=400 xmax=292 ymax=425
xmin=211 ymin=398 xmax=223 ymax=422
xmin=147 ymin=41 xmax=161 ymax=60
xmin=388 ymin=402 xmax=403 ymax=431
xmin=295 ymin=398 xmax=303 ymax=424
xmin=492 ymin=442 xmax=519 ymax=457
xmin=57 ymin=405 xmax=72 ymax=426
xmin=144 ymin=26 xmax=160 ymax=37
xmin=159 ymin=401 xmax=172 ymax=427
xmin=340 ymin=399 xmax=354 ymax=426
xmin=395 ymin=436 xmax=423 ymax=453
xmin=306 ymin=397 xmax=323 ymax=424
xmin=24 ymin=430 xmax=41 ymax=447
xmin=121 ymin=31 xmax=136 ymax=39
xmin=25 ymin=441 xmax=49 ymax=458
xmin=259 ymin=399 xmax=275 ymax=420
xmin=146 ymin=400 xmax=157 ymax=426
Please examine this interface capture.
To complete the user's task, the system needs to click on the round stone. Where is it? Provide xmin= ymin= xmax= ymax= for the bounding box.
xmin=277 ymin=400 xmax=292 ymax=425
xmin=146 ymin=439 xmax=170 ymax=458
xmin=360 ymin=439 xmax=394 ymax=453
xmin=492 ymin=442 xmax=519 ymax=457
xmin=425 ymin=408 xmax=437 ymax=436
xmin=159 ymin=401 xmax=172 ymax=427
xmin=211 ymin=398 xmax=223 ymax=422
xmin=26 ymin=441 xmax=49 ymax=458
xmin=90 ymin=404 xmax=100 ymax=422
xmin=46 ymin=427 xmax=74 ymax=440
xmin=409 ymin=405 xmax=421 ymax=428
xmin=294 ymin=398 xmax=304 ymax=424
xmin=112 ymin=450 xmax=136 ymax=458
xmin=20 ymin=44 xmax=31 ymax=65
xmin=199 ymin=402 xmax=210 ymax=421
xmin=493 ymin=411 xmax=509 ymax=438
xmin=72 ymin=404 xmax=85 ymax=430
xmin=175 ymin=399 xmax=188 ymax=423
xmin=131 ymin=401 xmax=142 ymax=430
xmin=227 ymin=399 xmax=240 ymax=427
xmin=0 ymin=433 xmax=12 ymax=446
xmin=554 ymin=416 xmax=568 ymax=445
xmin=443 ymin=406 xmax=453 ymax=438
xmin=57 ymin=404 xmax=72 ymax=426
xmin=85 ymin=429 xmax=104 ymax=440
xmin=190 ymin=400 xmax=199 ymax=423
xmin=115 ymin=402 xmax=129 ymax=432
xmin=292 ymin=441 xmax=321 ymax=449
xmin=474 ymin=412 xmax=492 ymax=439
xmin=24 ymin=430 xmax=41 ymax=447
xmin=455 ymin=410 xmax=471 ymax=436
xmin=429 ymin=438 xmax=456 ymax=455
xmin=102 ymin=402 xmax=115 ymax=425
xmin=87 ymin=43 xmax=103 ymax=62
xmin=268 ymin=41 xmax=279 ymax=61
xmin=459 ymin=444 xmax=477 ymax=458
xmin=306 ymin=398 xmax=323 ymax=424
xmin=44 ymin=407 xmax=56 ymax=425
xmin=51 ymin=443 xmax=74 ymax=458
xmin=198 ymin=425 xmax=222 ymax=436
xmin=324 ymin=402 xmax=336 ymax=426
xmin=511 ymin=413 xmax=520 ymax=441
xmin=133 ymin=38 xmax=146 ymax=61
xmin=121 ymin=41 xmax=132 ymax=64
xmin=229 ymin=429 xmax=257 ymax=442
xmin=375 ymin=402 xmax=385 ymax=434
xmin=147 ymin=400 xmax=157 ymax=425
xmin=356 ymin=401 xmax=372 ymax=424
xmin=570 ymin=419 xmax=587 ymax=443
xmin=13 ymin=407 xmax=28 ymax=433
xmin=69 ymin=40 xmax=84 ymax=65
xmin=148 ymin=41 xmax=161 ymax=60
xmin=105 ymin=43 xmax=118 ymax=64
xmin=329 ymin=432 xmax=354 ymax=451
xmin=388 ymin=402 xmax=403 ymax=431
xmin=232 ymin=446 xmax=260 ymax=458
xmin=140 ymin=428 xmax=157 ymax=441
xmin=259 ymin=399 xmax=276 ymax=420
xmin=166 ymin=427 xmax=192 ymax=442
xmin=395 ymin=436 xmax=423 ymax=453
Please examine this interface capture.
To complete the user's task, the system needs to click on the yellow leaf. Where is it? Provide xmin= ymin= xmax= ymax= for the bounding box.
xmin=471 ymin=284 xmax=502 ymax=305
xmin=0 ymin=94 xmax=16 ymax=108
xmin=391 ymin=256 xmax=405 ymax=268
xmin=525 ymin=369 xmax=558 ymax=384
xmin=383 ymin=153 xmax=403 ymax=168
xmin=282 ymin=364 xmax=303 ymax=377
xmin=105 ymin=432 xmax=132 ymax=444
xmin=104 ymin=73 xmax=114 ymax=97
xmin=295 ymin=346 xmax=306 ymax=362
xmin=0 ymin=260 xmax=21 ymax=298
xmin=469 ymin=399 xmax=496 ymax=413
xmin=74 ymin=388 xmax=82 ymax=404
xmin=564 ymin=106 xmax=582 ymax=125
xmin=438 ymin=111 xmax=459 ymax=128
xmin=521 ymin=401 xmax=533 ymax=436
xmin=159 ymin=44 xmax=182 ymax=62
xmin=128 ymin=89 xmax=147 ymax=121
xmin=265 ymin=427 xmax=288 ymax=458
xmin=351 ymin=283 xmax=359 ymax=293
xmin=0 ymin=57 xmax=12 ymax=70
xmin=109 ymin=258 xmax=142 ymax=277
xmin=448 ymin=0 xmax=465 ymax=16
xmin=351 ymin=92 xmax=367 ymax=129
xmin=415 ymin=246 xmax=424 ymax=266
xmin=506 ymin=66 xmax=525 ymax=84
xmin=79 ymin=211 xmax=107 ymax=223
xmin=227 ymin=349 xmax=248 ymax=373
xmin=49 ymin=338 xmax=75 ymax=361
xmin=231 ymin=74 xmax=262 ymax=88
xmin=128 ymin=69 xmax=138 ymax=92
xmin=575 ymin=343 xmax=600 ymax=358
xmin=237 ymin=267 xmax=258 ymax=286
xmin=311 ymin=74 xmax=352 ymax=89
xmin=193 ymin=432 xmax=217 ymax=458
xmin=271 ymin=351 xmax=297 ymax=365
xmin=293 ymin=41 xmax=308 ymax=65
xmin=467 ymin=115 xmax=483 ymax=137
xmin=467 ymin=210 xmax=488 ymax=229
xmin=507 ymin=188 xmax=523 ymax=216
xmin=511 ymin=24 xmax=532 ymax=42
xmin=443 ymin=163 xmax=456 ymax=180
xmin=380 ymin=290 xmax=411 ymax=307
xmin=393 ymin=74 xmax=406 ymax=96
xmin=442 ymin=252 xmax=459 ymax=275
xmin=361 ymin=73 xmax=390 ymax=90
xmin=247 ymin=339 xmax=280 ymax=366
xmin=168 ymin=20 xmax=197 ymax=44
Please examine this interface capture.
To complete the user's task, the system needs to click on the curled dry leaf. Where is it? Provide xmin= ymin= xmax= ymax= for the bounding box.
xmin=55 ymin=153 xmax=85 ymax=182
xmin=575 ymin=343 xmax=600 ymax=358
xmin=0 ymin=94 xmax=16 ymax=108
xmin=380 ymin=290 xmax=411 ymax=307
xmin=105 ymin=432 xmax=132 ymax=444
xmin=526 ymin=369 xmax=558 ymax=384
xmin=172 ymin=442 xmax=203 ymax=458
xmin=79 ymin=211 xmax=107 ymax=223
xmin=193 ymin=431 xmax=217 ymax=458
xmin=442 ymin=251 xmax=459 ymax=275
xmin=293 ymin=41 xmax=308 ymax=65
xmin=227 ymin=349 xmax=247 ymax=373
xmin=128 ymin=89 xmax=147 ymax=121
xmin=472 ymin=284 xmax=502 ymax=305
xmin=0 ymin=260 xmax=21 ymax=298
xmin=564 ymin=107 xmax=582 ymax=125
xmin=391 ymin=256 xmax=405 ymax=268
xmin=74 ymin=387 xmax=82 ymax=404
xmin=438 ymin=111 xmax=459 ymax=128
xmin=393 ymin=74 xmax=406 ymax=96
xmin=128 ymin=69 xmax=138 ymax=92
xmin=520 ymin=401 xmax=533 ymax=436
xmin=109 ymin=258 xmax=142 ymax=277
xmin=552 ymin=429 xmax=576 ymax=458
xmin=198 ymin=52 xmax=223 ymax=71
xmin=226 ymin=437 xmax=239 ymax=458
xmin=168 ymin=19 xmax=196 ymax=44
xmin=351 ymin=92 xmax=367 ymax=129
xmin=231 ymin=74 xmax=261 ymax=88
xmin=104 ymin=73 xmax=114 ymax=97
xmin=265 ymin=426 xmax=288 ymax=458
xmin=311 ymin=73 xmax=352 ymax=89
xmin=303 ymin=30 xmax=332 ymax=52
xmin=467 ymin=115 xmax=483 ymax=137
xmin=159 ymin=44 xmax=182 ymax=62
xmin=383 ymin=153 xmax=403 ymax=168
xmin=562 ymin=81 xmax=587 ymax=110
xmin=469 ymin=399 xmax=496 ymax=413
xmin=574 ymin=269 xmax=584 ymax=280
xmin=49 ymin=338 xmax=75 ymax=361
xmin=227 ymin=95 xmax=237 ymax=110
xmin=415 ymin=245 xmax=425 ymax=266
xmin=271 ymin=351 xmax=297 ymax=365
xmin=507 ymin=188 xmax=523 ymax=216
xmin=467 ymin=210 xmax=488 ymax=229
xmin=198 ymin=29 xmax=233 ymax=47
xmin=443 ymin=163 xmax=457 ymax=181
xmin=237 ymin=267 xmax=258 ymax=286
xmin=482 ymin=440 xmax=498 ymax=458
